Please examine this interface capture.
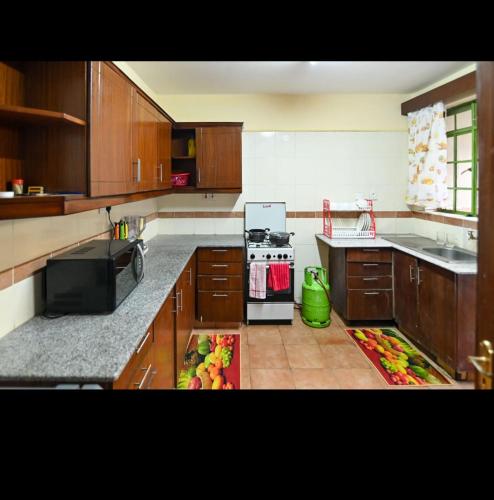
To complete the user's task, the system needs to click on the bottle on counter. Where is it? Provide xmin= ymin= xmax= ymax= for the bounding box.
xmin=11 ymin=179 xmax=24 ymax=195
xmin=114 ymin=221 xmax=120 ymax=240
xmin=119 ymin=219 xmax=125 ymax=240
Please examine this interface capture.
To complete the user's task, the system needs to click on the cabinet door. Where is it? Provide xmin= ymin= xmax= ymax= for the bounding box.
xmin=198 ymin=291 xmax=244 ymax=322
xmin=417 ymin=261 xmax=456 ymax=366
xmin=90 ymin=61 xmax=133 ymax=196
xmin=393 ymin=250 xmax=419 ymax=340
xmin=175 ymin=255 xmax=196 ymax=379
xmin=157 ymin=114 xmax=172 ymax=189
xmin=150 ymin=293 xmax=175 ymax=389
xmin=132 ymin=91 xmax=159 ymax=192
xmin=197 ymin=127 xmax=242 ymax=189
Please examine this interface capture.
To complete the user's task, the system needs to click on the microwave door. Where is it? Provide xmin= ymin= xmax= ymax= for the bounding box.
xmin=114 ymin=246 xmax=140 ymax=307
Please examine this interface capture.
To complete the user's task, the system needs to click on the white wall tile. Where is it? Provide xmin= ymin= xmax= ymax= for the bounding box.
xmin=194 ymin=218 xmax=215 ymax=234
xmin=254 ymin=132 xmax=275 ymax=158
xmin=0 ymin=285 xmax=15 ymax=338
xmin=274 ymin=132 xmax=296 ymax=158
xmin=12 ymin=273 xmax=44 ymax=329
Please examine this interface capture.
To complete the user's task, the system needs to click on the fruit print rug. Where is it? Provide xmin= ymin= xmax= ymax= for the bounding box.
xmin=177 ymin=333 xmax=240 ymax=390
xmin=345 ymin=328 xmax=454 ymax=387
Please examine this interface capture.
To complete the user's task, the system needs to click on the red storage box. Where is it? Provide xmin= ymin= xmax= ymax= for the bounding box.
xmin=171 ymin=172 xmax=191 ymax=187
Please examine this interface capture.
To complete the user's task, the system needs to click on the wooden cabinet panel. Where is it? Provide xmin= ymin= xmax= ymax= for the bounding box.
xmin=132 ymin=91 xmax=159 ymax=192
xmin=198 ymin=291 xmax=243 ymax=322
xmin=157 ymin=114 xmax=172 ymax=189
xmin=347 ymin=290 xmax=393 ymax=320
xmin=113 ymin=326 xmax=154 ymax=389
xmin=393 ymin=251 xmax=419 ymax=341
xmin=347 ymin=262 xmax=392 ymax=277
xmin=197 ymin=248 xmax=243 ymax=263
xmin=346 ymin=248 xmax=392 ymax=263
xmin=417 ymin=261 xmax=456 ymax=367
xmin=175 ymin=254 xmax=196 ymax=379
xmin=196 ymin=126 xmax=242 ymax=189
xmin=197 ymin=275 xmax=243 ymax=291
xmin=90 ymin=61 xmax=133 ymax=196
xmin=150 ymin=293 xmax=175 ymax=389
xmin=197 ymin=261 xmax=243 ymax=275
xmin=347 ymin=276 xmax=392 ymax=290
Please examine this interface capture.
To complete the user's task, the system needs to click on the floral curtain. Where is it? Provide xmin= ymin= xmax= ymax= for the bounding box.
xmin=405 ymin=102 xmax=448 ymax=209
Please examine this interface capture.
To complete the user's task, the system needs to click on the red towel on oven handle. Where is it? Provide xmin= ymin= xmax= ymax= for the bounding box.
xmin=267 ymin=262 xmax=290 ymax=291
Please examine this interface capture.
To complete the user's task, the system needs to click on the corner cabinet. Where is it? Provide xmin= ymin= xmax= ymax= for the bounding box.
xmin=196 ymin=126 xmax=242 ymax=189
xmin=393 ymin=250 xmax=476 ymax=379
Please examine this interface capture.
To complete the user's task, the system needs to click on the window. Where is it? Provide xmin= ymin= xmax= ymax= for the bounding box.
xmin=442 ymin=100 xmax=478 ymax=216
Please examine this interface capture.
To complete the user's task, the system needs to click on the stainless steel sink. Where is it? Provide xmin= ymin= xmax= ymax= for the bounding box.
xmin=420 ymin=247 xmax=477 ymax=262
xmin=381 ymin=234 xmax=477 ymax=264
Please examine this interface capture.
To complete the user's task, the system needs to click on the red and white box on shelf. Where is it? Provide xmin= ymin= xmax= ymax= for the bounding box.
xmin=323 ymin=199 xmax=376 ymax=239
xmin=171 ymin=172 xmax=191 ymax=187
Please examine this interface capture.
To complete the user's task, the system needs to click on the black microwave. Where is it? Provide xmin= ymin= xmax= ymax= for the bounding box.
xmin=45 ymin=239 xmax=145 ymax=314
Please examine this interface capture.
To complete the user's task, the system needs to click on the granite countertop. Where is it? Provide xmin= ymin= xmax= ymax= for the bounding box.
xmin=0 ymin=234 xmax=244 ymax=384
xmin=316 ymin=233 xmax=477 ymax=275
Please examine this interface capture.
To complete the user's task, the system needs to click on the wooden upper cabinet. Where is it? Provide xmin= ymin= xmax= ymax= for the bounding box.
xmin=196 ymin=126 xmax=242 ymax=189
xmin=89 ymin=61 xmax=133 ymax=197
xmin=131 ymin=91 xmax=159 ymax=192
xmin=157 ymin=114 xmax=172 ymax=189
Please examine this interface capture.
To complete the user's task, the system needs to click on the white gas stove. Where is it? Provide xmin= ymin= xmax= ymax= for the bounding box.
xmin=244 ymin=202 xmax=295 ymax=324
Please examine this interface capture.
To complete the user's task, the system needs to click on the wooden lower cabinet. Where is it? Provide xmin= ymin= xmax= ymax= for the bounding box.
xmin=196 ymin=247 xmax=244 ymax=326
xmin=113 ymin=326 xmax=154 ymax=389
xmin=393 ymin=250 xmax=476 ymax=378
xmin=175 ymin=254 xmax=196 ymax=380
xmin=328 ymin=246 xmax=393 ymax=321
xmin=149 ymin=293 xmax=175 ymax=389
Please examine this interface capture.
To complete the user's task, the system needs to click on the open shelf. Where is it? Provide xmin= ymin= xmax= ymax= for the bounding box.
xmin=0 ymin=195 xmax=66 ymax=219
xmin=0 ymin=104 xmax=87 ymax=127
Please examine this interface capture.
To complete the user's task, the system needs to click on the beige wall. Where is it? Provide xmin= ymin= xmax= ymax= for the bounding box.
xmin=156 ymin=93 xmax=408 ymax=131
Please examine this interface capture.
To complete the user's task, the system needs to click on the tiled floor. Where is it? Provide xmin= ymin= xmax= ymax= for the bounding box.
xmin=193 ymin=309 xmax=475 ymax=390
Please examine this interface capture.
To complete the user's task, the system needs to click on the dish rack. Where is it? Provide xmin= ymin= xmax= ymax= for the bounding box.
xmin=323 ymin=199 xmax=376 ymax=239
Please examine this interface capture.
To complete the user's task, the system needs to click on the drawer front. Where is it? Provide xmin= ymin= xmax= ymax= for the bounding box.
xmin=197 ymin=248 xmax=243 ymax=263
xmin=197 ymin=275 xmax=243 ymax=291
xmin=128 ymin=349 xmax=154 ymax=390
xmin=198 ymin=291 xmax=244 ymax=322
xmin=198 ymin=261 xmax=243 ymax=276
xmin=347 ymin=276 xmax=392 ymax=290
xmin=347 ymin=262 xmax=392 ymax=277
xmin=346 ymin=248 xmax=392 ymax=263
xmin=113 ymin=326 xmax=154 ymax=389
xmin=347 ymin=290 xmax=393 ymax=320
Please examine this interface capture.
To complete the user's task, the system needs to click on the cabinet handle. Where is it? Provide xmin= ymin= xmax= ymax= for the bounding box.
xmin=212 ymin=278 xmax=228 ymax=281
xmin=409 ymin=264 xmax=415 ymax=282
xmin=178 ymin=289 xmax=183 ymax=311
xmin=172 ymin=292 xmax=181 ymax=313
xmin=188 ymin=268 xmax=192 ymax=286
xmin=362 ymin=277 xmax=378 ymax=281
xmin=362 ymin=263 xmax=378 ymax=267
xmin=213 ymin=294 xmax=228 ymax=297
xmin=136 ymin=331 xmax=151 ymax=354
xmin=134 ymin=364 xmax=152 ymax=389
xmin=211 ymin=264 xmax=228 ymax=268
xmin=133 ymin=158 xmax=141 ymax=183
xmin=362 ymin=249 xmax=379 ymax=252
xmin=198 ymin=168 xmax=201 ymax=184
xmin=160 ymin=163 xmax=163 ymax=182
xmin=212 ymin=249 xmax=228 ymax=252
xmin=364 ymin=292 xmax=380 ymax=295
xmin=417 ymin=267 xmax=422 ymax=285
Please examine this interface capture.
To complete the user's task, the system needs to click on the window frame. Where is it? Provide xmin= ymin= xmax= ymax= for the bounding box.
xmin=440 ymin=99 xmax=478 ymax=217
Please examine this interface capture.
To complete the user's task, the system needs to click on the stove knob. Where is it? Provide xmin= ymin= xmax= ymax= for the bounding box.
xmin=277 ymin=254 xmax=282 ymax=259
xmin=283 ymin=254 xmax=288 ymax=259
xmin=250 ymin=254 xmax=255 ymax=259
xmin=266 ymin=254 xmax=271 ymax=259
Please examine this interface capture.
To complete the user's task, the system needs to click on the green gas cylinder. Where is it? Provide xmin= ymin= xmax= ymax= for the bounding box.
xmin=301 ymin=266 xmax=331 ymax=328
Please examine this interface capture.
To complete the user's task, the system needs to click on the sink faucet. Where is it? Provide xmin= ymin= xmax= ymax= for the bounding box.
xmin=467 ymin=230 xmax=478 ymax=240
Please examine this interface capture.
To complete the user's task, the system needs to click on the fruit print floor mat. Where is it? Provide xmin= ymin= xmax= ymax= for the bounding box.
xmin=177 ymin=333 xmax=240 ymax=390
xmin=345 ymin=328 xmax=454 ymax=387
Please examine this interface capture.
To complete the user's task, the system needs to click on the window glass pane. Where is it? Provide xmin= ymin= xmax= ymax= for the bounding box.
xmin=446 ymin=163 xmax=455 ymax=187
xmin=447 ymin=136 xmax=455 ymax=161
xmin=445 ymin=189 xmax=454 ymax=210
xmin=456 ymin=109 xmax=472 ymax=129
xmin=457 ymin=162 xmax=472 ymax=188
xmin=446 ymin=114 xmax=455 ymax=132
xmin=456 ymin=189 xmax=472 ymax=213
xmin=457 ymin=133 xmax=472 ymax=161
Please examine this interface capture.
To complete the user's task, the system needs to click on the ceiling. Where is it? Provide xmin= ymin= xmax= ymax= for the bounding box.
xmin=125 ymin=61 xmax=474 ymax=95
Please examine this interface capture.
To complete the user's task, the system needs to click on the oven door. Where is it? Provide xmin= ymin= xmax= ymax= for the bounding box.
xmin=114 ymin=244 xmax=145 ymax=308
xmin=246 ymin=263 xmax=294 ymax=302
